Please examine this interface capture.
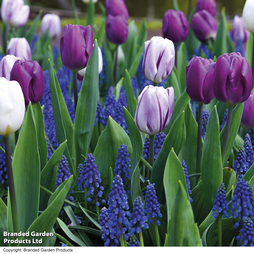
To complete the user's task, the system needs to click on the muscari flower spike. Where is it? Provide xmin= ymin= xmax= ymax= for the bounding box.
xmin=56 ymin=155 xmax=71 ymax=186
xmin=94 ymin=100 xmax=104 ymax=127
xmin=212 ymin=183 xmax=230 ymax=219
xmin=236 ymin=217 xmax=254 ymax=246
xmin=248 ymin=127 xmax=254 ymax=148
xmin=0 ymin=146 xmax=7 ymax=188
xmin=99 ymin=207 xmax=113 ymax=246
xmin=181 ymin=160 xmax=193 ymax=202
xmin=201 ymin=109 xmax=209 ymax=140
xmin=129 ymin=234 xmax=141 ymax=246
xmin=130 ymin=196 xmax=149 ymax=234
xmin=145 ymin=182 xmax=162 ymax=225
xmin=77 ymin=153 xmax=105 ymax=207
xmin=233 ymin=147 xmax=247 ymax=178
xmin=220 ymin=108 xmax=228 ymax=131
xmin=244 ymin=134 xmax=254 ymax=170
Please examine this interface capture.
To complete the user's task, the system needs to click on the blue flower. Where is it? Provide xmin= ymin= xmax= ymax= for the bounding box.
xmin=235 ymin=217 xmax=254 ymax=246
xmin=233 ymin=147 xmax=247 ymax=178
xmin=212 ymin=183 xmax=230 ymax=218
xmin=129 ymin=234 xmax=141 ymax=246
xmin=94 ymin=100 xmax=104 ymax=127
xmin=248 ymin=127 xmax=254 ymax=148
xmin=244 ymin=134 xmax=254 ymax=170
xmin=220 ymin=109 xmax=228 ymax=132
xmin=130 ymin=196 xmax=149 ymax=234
xmin=76 ymin=154 xmax=105 ymax=207
xmin=201 ymin=109 xmax=209 ymax=140
xmin=56 ymin=155 xmax=71 ymax=186
xmin=0 ymin=146 xmax=7 ymax=188
xmin=99 ymin=207 xmax=112 ymax=246
xmin=181 ymin=160 xmax=193 ymax=202
xmin=145 ymin=182 xmax=162 ymax=225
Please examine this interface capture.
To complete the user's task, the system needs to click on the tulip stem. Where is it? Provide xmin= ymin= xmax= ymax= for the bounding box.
xmin=71 ymin=0 xmax=79 ymax=25
xmin=73 ymin=71 xmax=78 ymax=111
xmin=4 ymin=135 xmax=19 ymax=233
xmin=149 ymin=134 xmax=155 ymax=168
xmin=114 ymin=45 xmax=119 ymax=86
xmin=196 ymin=103 xmax=203 ymax=175
xmin=221 ymin=104 xmax=233 ymax=164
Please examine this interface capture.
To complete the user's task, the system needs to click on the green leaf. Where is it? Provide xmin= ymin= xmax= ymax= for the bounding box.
xmin=86 ymin=0 xmax=95 ymax=27
xmin=163 ymin=149 xmax=188 ymax=222
xmin=150 ymin=111 xmax=186 ymax=204
xmin=12 ymin=104 xmax=40 ymax=232
xmin=18 ymin=176 xmax=73 ymax=246
xmin=93 ymin=117 xmax=133 ymax=187
xmin=177 ymin=42 xmax=188 ymax=93
xmin=201 ymin=106 xmax=223 ymax=214
xmin=213 ymin=8 xmax=228 ymax=58
xmin=128 ymin=42 xmax=144 ymax=78
xmin=173 ymin=0 xmax=180 ymax=11
xmin=130 ymin=163 xmax=141 ymax=206
xmin=246 ymin=33 xmax=253 ymax=69
xmin=94 ymin=18 xmax=106 ymax=47
xmin=74 ymin=40 xmax=99 ymax=166
xmin=40 ymin=141 xmax=67 ymax=210
xmin=25 ymin=10 xmax=42 ymax=44
xmin=223 ymin=167 xmax=236 ymax=193
xmin=136 ymin=19 xmax=147 ymax=50
xmin=48 ymin=60 xmax=75 ymax=175
xmin=165 ymin=66 xmax=181 ymax=100
xmin=165 ymin=180 xmax=202 ymax=246
xmin=0 ymin=199 xmax=7 ymax=246
xmin=123 ymin=107 xmax=143 ymax=176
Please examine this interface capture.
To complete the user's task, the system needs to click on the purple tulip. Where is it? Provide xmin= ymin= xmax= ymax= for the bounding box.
xmin=10 ymin=59 xmax=45 ymax=106
xmin=162 ymin=9 xmax=189 ymax=44
xmin=231 ymin=15 xmax=249 ymax=43
xmin=105 ymin=0 xmax=129 ymax=20
xmin=0 ymin=55 xmax=20 ymax=80
xmin=60 ymin=24 xmax=93 ymax=71
xmin=106 ymin=14 xmax=128 ymax=45
xmin=1 ymin=0 xmax=30 ymax=28
xmin=186 ymin=56 xmax=215 ymax=104
xmin=196 ymin=0 xmax=217 ymax=17
xmin=213 ymin=52 xmax=252 ymax=105
xmin=142 ymin=36 xmax=175 ymax=84
xmin=135 ymin=85 xmax=174 ymax=135
xmin=241 ymin=93 xmax=254 ymax=129
xmin=191 ymin=10 xmax=218 ymax=43
xmin=7 ymin=38 xmax=32 ymax=60
xmin=41 ymin=14 xmax=61 ymax=39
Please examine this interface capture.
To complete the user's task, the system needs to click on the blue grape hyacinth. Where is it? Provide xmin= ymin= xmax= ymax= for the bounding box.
xmin=212 ymin=183 xmax=230 ymax=219
xmin=181 ymin=160 xmax=193 ymax=202
xmin=233 ymin=147 xmax=247 ymax=178
xmin=56 ymin=155 xmax=71 ymax=186
xmin=244 ymin=134 xmax=254 ymax=170
xmin=235 ymin=217 xmax=254 ymax=246
xmin=0 ymin=147 xmax=7 ymax=188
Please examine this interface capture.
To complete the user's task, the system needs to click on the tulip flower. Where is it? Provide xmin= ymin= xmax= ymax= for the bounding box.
xmin=142 ymin=36 xmax=175 ymax=84
xmin=196 ymin=0 xmax=217 ymax=17
xmin=162 ymin=9 xmax=189 ymax=44
xmin=60 ymin=24 xmax=93 ymax=71
xmin=135 ymin=85 xmax=174 ymax=136
xmin=105 ymin=14 xmax=128 ymax=45
xmin=10 ymin=59 xmax=45 ymax=106
xmin=1 ymin=0 xmax=30 ymax=28
xmin=191 ymin=10 xmax=218 ymax=43
xmin=41 ymin=14 xmax=61 ymax=39
xmin=186 ymin=56 xmax=215 ymax=104
xmin=0 ymin=77 xmax=25 ymax=135
xmin=7 ymin=38 xmax=32 ymax=60
xmin=105 ymin=0 xmax=129 ymax=20
xmin=0 ymin=55 xmax=20 ymax=80
xmin=231 ymin=15 xmax=250 ymax=43
xmin=241 ymin=93 xmax=254 ymax=129
xmin=242 ymin=0 xmax=254 ymax=34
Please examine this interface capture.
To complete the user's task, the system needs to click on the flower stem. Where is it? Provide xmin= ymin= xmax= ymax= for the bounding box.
xmin=154 ymin=220 xmax=160 ymax=246
xmin=149 ymin=134 xmax=155 ymax=168
xmin=120 ymin=234 xmax=126 ymax=246
xmin=4 ymin=135 xmax=18 ymax=232
xmin=221 ymin=104 xmax=233 ymax=164
xmin=196 ymin=103 xmax=203 ymax=175
xmin=71 ymin=0 xmax=79 ymax=25
xmin=73 ymin=71 xmax=78 ymax=112
xmin=218 ymin=213 xmax=222 ymax=246
xmin=114 ymin=45 xmax=119 ymax=86
xmin=139 ymin=230 xmax=144 ymax=247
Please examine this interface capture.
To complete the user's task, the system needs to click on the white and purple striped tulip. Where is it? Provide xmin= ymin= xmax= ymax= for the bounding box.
xmin=41 ymin=14 xmax=61 ymax=39
xmin=142 ymin=36 xmax=175 ymax=84
xmin=0 ymin=55 xmax=20 ymax=80
xmin=135 ymin=85 xmax=174 ymax=135
xmin=7 ymin=37 xmax=32 ymax=60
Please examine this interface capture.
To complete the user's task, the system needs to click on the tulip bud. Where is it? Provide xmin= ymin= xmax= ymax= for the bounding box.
xmin=196 ymin=0 xmax=217 ymax=17
xmin=1 ymin=0 xmax=30 ymax=28
xmin=213 ymin=52 xmax=252 ymax=105
xmin=41 ymin=14 xmax=61 ymax=39
xmin=106 ymin=14 xmax=128 ymax=45
xmin=78 ymin=45 xmax=103 ymax=77
xmin=231 ymin=15 xmax=250 ymax=42
xmin=186 ymin=56 xmax=215 ymax=104
xmin=60 ymin=24 xmax=93 ymax=71
xmin=142 ymin=36 xmax=175 ymax=84
xmin=105 ymin=0 xmax=129 ymax=20
xmin=10 ymin=59 xmax=45 ymax=106
xmin=135 ymin=85 xmax=174 ymax=135
xmin=241 ymin=93 xmax=254 ymax=129
xmin=7 ymin=38 xmax=32 ymax=60
xmin=0 ymin=77 xmax=25 ymax=135
xmin=191 ymin=10 xmax=218 ymax=43
xmin=243 ymin=0 xmax=254 ymax=34
xmin=162 ymin=9 xmax=189 ymax=44
xmin=0 ymin=55 xmax=20 ymax=80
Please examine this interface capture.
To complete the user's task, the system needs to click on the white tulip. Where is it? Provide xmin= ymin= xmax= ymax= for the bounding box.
xmin=0 ymin=77 xmax=25 ymax=136
xmin=41 ymin=14 xmax=61 ymax=39
xmin=243 ymin=0 xmax=254 ymax=33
